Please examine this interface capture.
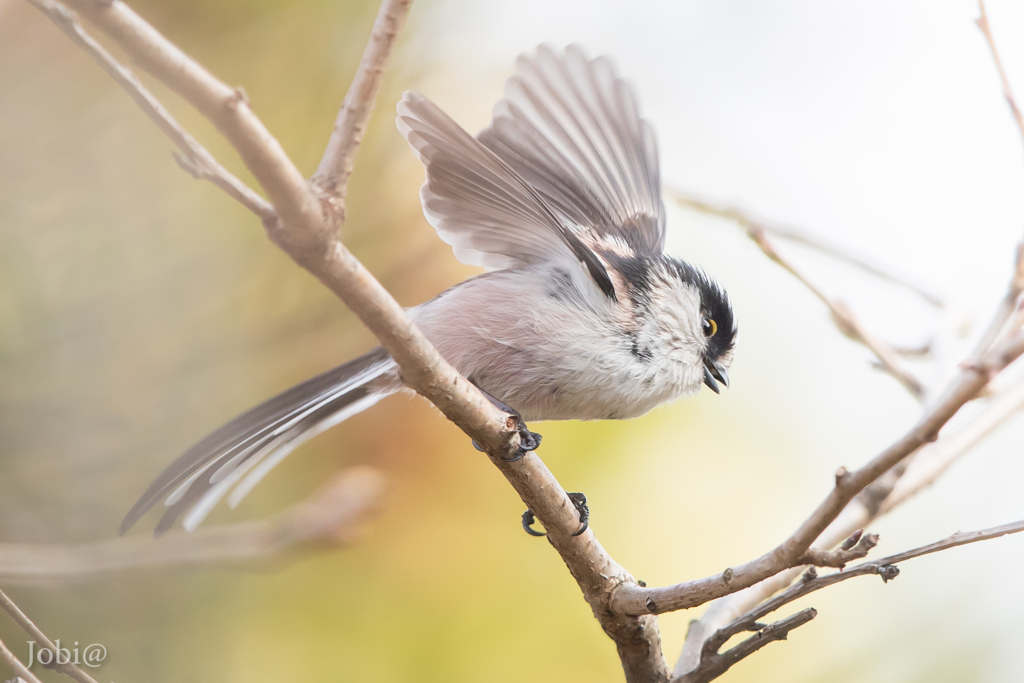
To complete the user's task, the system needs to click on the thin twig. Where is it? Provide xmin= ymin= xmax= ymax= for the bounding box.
xmin=312 ymin=0 xmax=412 ymax=206
xmin=977 ymin=0 xmax=1024 ymax=152
xmin=675 ymin=369 xmax=1024 ymax=677
xmin=0 ymin=467 xmax=385 ymax=582
xmin=675 ymin=609 xmax=817 ymax=683
xmin=745 ymin=225 xmax=926 ymax=398
xmin=26 ymin=0 xmax=275 ymax=221
xmin=669 ymin=189 xmax=945 ymax=308
xmin=0 ymin=591 xmax=98 ymax=683
xmin=721 ymin=518 xmax=1024 ymax=644
xmin=0 ymin=635 xmax=43 ymax=683
xmin=40 ymin=3 xmax=671 ymax=680
xmin=671 ymin=188 xmax=928 ymax=398
xmin=680 ymin=517 xmax=1024 ymax=683
xmin=612 ymin=329 xmax=1024 ymax=617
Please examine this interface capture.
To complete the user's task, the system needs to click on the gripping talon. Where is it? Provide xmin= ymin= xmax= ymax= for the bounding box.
xmin=522 ymin=509 xmax=546 ymax=536
xmin=568 ymin=491 xmax=590 ymax=536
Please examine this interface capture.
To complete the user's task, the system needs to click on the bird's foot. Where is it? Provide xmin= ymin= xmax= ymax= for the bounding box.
xmin=500 ymin=415 xmax=542 ymax=462
xmin=522 ymin=491 xmax=589 ymax=537
xmin=469 ymin=386 xmax=541 ymax=461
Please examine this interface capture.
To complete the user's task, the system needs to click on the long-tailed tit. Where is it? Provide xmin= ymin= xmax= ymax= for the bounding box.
xmin=121 ymin=45 xmax=737 ymax=536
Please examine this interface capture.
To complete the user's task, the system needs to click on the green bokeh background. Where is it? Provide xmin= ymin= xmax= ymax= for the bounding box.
xmin=0 ymin=1 xmax=1015 ymax=681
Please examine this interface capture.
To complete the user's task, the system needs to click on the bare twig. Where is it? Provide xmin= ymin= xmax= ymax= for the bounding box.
xmin=681 ymin=517 xmax=1024 ymax=683
xmin=675 ymin=369 xmax=1024 ymax=676
xmin=35 ymin=3 xmax=669 ymax=680
xmin=673 ymin=189 xmax=928 ymax=397
xmin=967 ymin=243 xmax=1024 ymax=363
xmin=977 ymin=0 xmax=1024 ymax=152
xmin=0 ymin=591 xmax=98 ymax=683
xmin=669 ymin=189 xmax=945 ymax=308
xmin=30 ymin=2 xmax=1024 ymax=682
xmin=723 ymin=518 xmax=1024 ymax=644
xmin=0 ymin=467 xmax=385 ymax=583
xmin=745 ymin=225 xmax=925 ymax=398
xmin=312 ymin=0 xmax=412 ymax=205
xmin=26 ymin=0 xmax=275 ymax=221
xmin=0 ymin=636 xmax=43 ymax=683
xmin=675 ymin=609 xmax=817 ymax=683
xmin=797 ymin=529 xmax=878 ymax=569
xmin=612 ymin=329 xmax=1024 ymax=617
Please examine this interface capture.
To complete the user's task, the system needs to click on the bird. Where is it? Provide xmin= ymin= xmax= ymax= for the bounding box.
xmin=120 ymin=44 xmax=737 ymax=537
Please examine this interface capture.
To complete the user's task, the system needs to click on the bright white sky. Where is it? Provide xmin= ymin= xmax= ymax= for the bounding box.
xmin=405 ymin=1 xmax=1024 ymax=680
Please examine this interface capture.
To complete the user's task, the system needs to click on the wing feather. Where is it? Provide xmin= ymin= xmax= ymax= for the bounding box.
xmin=397 ymin=91 xmax=616 ymax=298
xmin=478 ymin=45 xmax=665 ymax=254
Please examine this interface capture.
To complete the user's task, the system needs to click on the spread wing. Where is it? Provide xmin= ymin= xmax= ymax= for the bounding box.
xmin=479 ymin=45 xmax=665 ymax=255
xmin=397 ymin=91 xmax=616 ymax=298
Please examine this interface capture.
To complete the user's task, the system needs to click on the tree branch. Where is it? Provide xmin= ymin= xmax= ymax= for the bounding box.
xmin=611 ymin=330 xmax=1024 ymax=617
xmin=312 ymin=0 xmax=411 ymax=206
xmin=670 ymin=190 xmax=930 ymax=398
xmin=680 ymin=518 xmax=1024 ymax=683
xmin=668 ymin=189 xmax=945 ymax=308
xmin=0 ymin=467 xmax=384 ymax=583
xmin=32 ymin=3 xmax=670 ymax=680
xmin=746 ymin=224 xmax=926 ymax=398
xmin=0 ymin=590 xmax=97 ymax=683
xmin=676 ymin=299 xmax=1024 ymax=676
xmin=0 ymin=635 xmax=43 ymax=683
xmin=26 ymin=0 xmax=275 ymax=221
xmin=977 ymin=0 xmax=1024 ymax=153
xmin=675 ymin=608 xmax=817 ymax=683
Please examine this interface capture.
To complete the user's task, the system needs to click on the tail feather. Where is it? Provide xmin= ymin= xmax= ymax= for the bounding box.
xmin=122 ymin=347 xmax=396 ymax=535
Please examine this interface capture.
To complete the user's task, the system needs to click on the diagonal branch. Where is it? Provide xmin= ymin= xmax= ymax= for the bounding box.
xmin=745 ymin=224 xmax=925 ymax=398
xmin=670 ymin=190 xmax=930 ymax=398
xmin=680 ymin=518 xmax=1024 ymax=683
xmin=717 ymin=518 xmax=1024 ymax=649
xmin=0 ymin=590 xmax=98 ymax=683
xmin=0 ymin=635 xmax=43 ymax=683
xmin=977 ymin=0 xmax=1024 ymax=152
xmin=611 ymin=329 xmax=1024 ymax=618
xmin=26 ymin=0 xmax=275 ymax=221
xmin=675 ymin=609 xmax=817 ymax=683
xmin=675 ymin=277 xmax=1024 ymax=677
xmin=31 ymin=3 xmax=669 ymax=681
xmin=669 ymin=189 xmax=945 ymax=308
xmin=0 ymin=467 xmax=384 ymax=582
xmin=312 ymin=0 xmax=412 ymax=206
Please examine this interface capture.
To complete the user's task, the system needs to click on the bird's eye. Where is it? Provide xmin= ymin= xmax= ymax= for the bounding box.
xmin=702 ymin=318 xmax=717 ymax=337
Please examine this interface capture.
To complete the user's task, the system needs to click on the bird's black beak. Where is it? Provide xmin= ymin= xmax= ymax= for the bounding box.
xmin=702 ymin=358 xmax=730 ymax=394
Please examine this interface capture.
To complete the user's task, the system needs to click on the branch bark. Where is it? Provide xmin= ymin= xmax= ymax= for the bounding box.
xmin=611 ymin=330 xmax=1024 ymax=618
xmin=0 ymin=590 xmax=98 ymax=683
xmin=668 ymin=189 xmax=945 ymax=308
xmin=0 ymin=635 xmax=43 ymax=683
xmin=312 ymin=0 xmax=411 ymax=206
xmin=977 ymin=0 xmax=1024 ymax=153
xmin=31 ymin=2 xmax=669 ymax=680
xmin=0 ymin=467 xmax=384 ymax=582
xmin=25 ymin=2 xmax=1024 ymax=682
xmin=670 ymin=190 xmax=930 ymax=398
xmin=25 ymin=0 xmax=275 ymax=221
xmin=680 ymin=517 xmax=1024 ymax=683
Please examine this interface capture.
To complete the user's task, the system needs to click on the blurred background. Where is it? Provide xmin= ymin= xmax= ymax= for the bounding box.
xmin=2 ymin=0 xmax=1024 ymax=681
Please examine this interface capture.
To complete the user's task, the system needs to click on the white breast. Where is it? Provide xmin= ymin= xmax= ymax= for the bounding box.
xmin=410 ymin=267 xmax=705 ymax=422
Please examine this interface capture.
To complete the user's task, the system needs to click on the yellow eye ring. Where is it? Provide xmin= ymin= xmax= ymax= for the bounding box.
xmin=702 ymin=318 xmax=718 ymax=337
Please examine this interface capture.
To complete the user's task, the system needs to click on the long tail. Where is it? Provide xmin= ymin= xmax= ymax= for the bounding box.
xmin=121 ymin=347 xmax=397 ymax=536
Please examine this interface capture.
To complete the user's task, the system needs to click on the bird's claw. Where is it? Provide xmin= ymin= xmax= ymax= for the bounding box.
xmin=503 ymin=416 xmax=542 ymax=461
xmin=567 ymin=491 xmax=589 ymax=536
xmin=522 ymin=509 xmax=546 ymax=536
xmin=472 ymin=418 xmax=542 ymax=462
xmin=521 ymin=491 xmax=589 ymax=537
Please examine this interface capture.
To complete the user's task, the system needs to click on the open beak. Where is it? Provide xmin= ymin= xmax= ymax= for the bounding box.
xmin=702 ymin=359 xmax=730 ymax=394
